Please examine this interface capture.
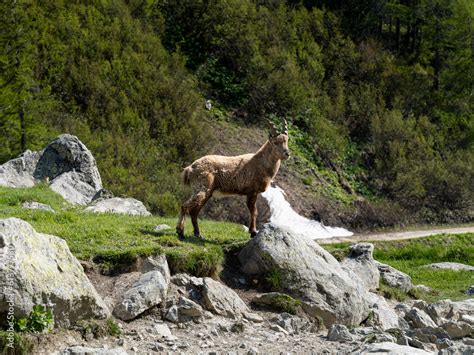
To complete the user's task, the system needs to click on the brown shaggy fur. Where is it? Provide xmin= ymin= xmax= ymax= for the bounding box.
xmin=176 ymin=133 xmax=290 ymax=239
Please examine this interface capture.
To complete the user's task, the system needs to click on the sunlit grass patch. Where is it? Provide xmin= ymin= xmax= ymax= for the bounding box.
xmin=0 ymin=186 xmax=248 ymax=277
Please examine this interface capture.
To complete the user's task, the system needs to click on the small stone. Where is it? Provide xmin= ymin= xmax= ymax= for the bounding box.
xmin=436 ymin=338 xmax=453 ymax=350
xmin=247 ymin=347 xmax=259 ymax=355
xmin=414 ymin=284 xmax=433 ymax=293
xmin=117 ymin=339 xmax=125 ymax=346
xmin=153 ymin=323 xmax=172 ymax=338
xmin=165 ymin=305 xmax=179 ymax=323
xmin=466 ymin=285 xmax=474 ymax=296
xmin=152 ymin=343 xmax=166 ymax=351
xmin=239 ymin=343 xmax=247 ymax=349
xmin=154 ymin=224 xmax=171 ymax=232
xmin=243 ymin=312 xmax=264 ymax=323
xmin=327 ymin=324 xmax=354 ymax=343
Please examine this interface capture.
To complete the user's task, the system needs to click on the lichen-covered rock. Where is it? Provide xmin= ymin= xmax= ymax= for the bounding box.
xmin=0 ymin=218 xmax=109 ymax=327
xmin=113 ymin=271 xmax=168 ymax=321
xmin=341 ymin=243 xmax=380 ymax=291
xmin=0 ymin=150 xmax=41 ymax=188
xmin=375 ymin=261 xmax=413 ymax=292
xmin=239 ymin=224 xmax=370 ymax=327
xmin=201 ymin=277 xmax=249 ymax=317
xmin=85 ymin=197 xmax=151 ymax=216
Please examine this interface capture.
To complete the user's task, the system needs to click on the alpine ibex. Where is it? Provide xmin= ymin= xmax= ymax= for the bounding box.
xmin=176 ymin=120 xmax=290 ymax=239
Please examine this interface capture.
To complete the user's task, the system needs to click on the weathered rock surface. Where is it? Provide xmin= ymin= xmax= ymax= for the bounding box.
xmin=21 ymin=201 xmax=55 ymax=212
xmin=239 ymin=224 xmax=370 ymax=327
xmin=0 ymin=150 xmax=41 ymax=188
xmin=201 ymin=277 xmax=249 ymax=317
xmin=34 ymin=134 xmax=102 ymax=191
xmin=0 ymin=218 xmax=109 ymax=326
xmin=85 ymin=197 xmax=151 ymax=216
xmin=341 ymin=243 xmax=380 ymax=291
xmin=49 ymin=171 xmax=98 ymax=205
xmin=327 ymin=324 xmax=355 ymax=342
xmin=355 ymin=342 xmax=434 ymax=354
xmin=405 ymin=308 xmax=438 ymax=329
xmin=422 ymin=262 xmax=474 ymax=272
xmin=62 ymin=346 xmax=127 ymax=355
xmin=113 ymin=271 xmax=168 ymax=321
xmin=365 ymin=292 xmax=400 ymax=330
xmin=375 ymin=261 xmax=413 ymax=292
xmin=141 ymin=254 xmax=170 ymax=283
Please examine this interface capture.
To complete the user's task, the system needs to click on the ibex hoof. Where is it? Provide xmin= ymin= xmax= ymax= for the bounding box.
xmin=250 ymin=231 xmax=257 ymax=238
xmin=176 ymin=230 xmax=185 ymax=241
xmin=194 ymin=233 xmax=205 ymax=240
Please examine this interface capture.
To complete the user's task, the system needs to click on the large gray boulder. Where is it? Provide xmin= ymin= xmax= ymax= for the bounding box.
xmin=341 ymin=243 xmax=380 ymax=291
xmin=84 ymin=197 xmax=151 ymax=216
xmin=238 ymin=225 xmax=370 ymax=327
xmin=35 ymin=134 xmax=102 ymax=205
xmin=0 ymin=150 xmax=41 ymax=188
xmin=0 ymin=134 xmax=102 ymax=205
xmin=34 ymin=134 xmax=102 ymax=190
xmin=62 ymin=347 xmax=127 ymax=355
xmin=113 ymin=270 xmax=168 ymax=321
xmin=0 ymin=218 xmax=109 ymax=327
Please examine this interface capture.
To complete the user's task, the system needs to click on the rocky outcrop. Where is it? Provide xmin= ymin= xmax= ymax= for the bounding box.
xmin=238 ymin=225 xmax=370 ymax=327
xmin=341 ymin=243 xmax=380 ymax=291
xmin=0 ymin=150 xmax=41 ymax=188
xmin=85 ymin=197 xmax=151 ymax=216
xmin=113 ymin=270 xmax=168 ymax=321
xmin=375 ymin=261 xmax=413 ymax=292
xmin=0 ymin=218 xmax=109 ymax=327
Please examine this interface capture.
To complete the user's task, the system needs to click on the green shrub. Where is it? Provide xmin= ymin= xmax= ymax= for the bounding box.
xmin=14 ymin=305 xmax=54 ymax=333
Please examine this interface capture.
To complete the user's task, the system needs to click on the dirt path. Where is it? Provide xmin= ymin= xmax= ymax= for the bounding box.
xmin=317 ymin=225 xmax=474 ymax=244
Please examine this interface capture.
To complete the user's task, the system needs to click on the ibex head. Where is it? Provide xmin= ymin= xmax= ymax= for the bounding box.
xmin=268 ymin=118 xmax=290 ymax=160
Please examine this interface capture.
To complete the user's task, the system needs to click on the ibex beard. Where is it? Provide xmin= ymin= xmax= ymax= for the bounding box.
xmin=176 ymin=121 xmax=290 ymax=240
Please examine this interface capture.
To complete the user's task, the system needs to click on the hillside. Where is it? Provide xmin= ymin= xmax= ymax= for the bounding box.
xmin=1 ymin=0 xmax=473 ymax=230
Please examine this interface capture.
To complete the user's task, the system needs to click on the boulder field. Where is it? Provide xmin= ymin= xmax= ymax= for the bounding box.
xmin=0 ymin=218 xmax=472 ymax=354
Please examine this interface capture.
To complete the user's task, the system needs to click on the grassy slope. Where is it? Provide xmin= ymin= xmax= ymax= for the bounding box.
xmin=1 ymin=185 xmax=472 ymax=301
xmin=0 ymin=185 xmax=248 ymax=276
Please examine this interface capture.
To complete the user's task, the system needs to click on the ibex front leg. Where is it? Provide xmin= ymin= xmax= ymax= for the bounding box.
xmin=176 ymin=188 xmax=212 ymax=240
xmin=246 ymin=193 xmax=258 ymax=238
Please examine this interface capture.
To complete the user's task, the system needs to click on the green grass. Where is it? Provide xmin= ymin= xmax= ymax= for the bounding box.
xmin=0 ymin=186 xmax=248 ymax=277
xmin=323 ymin=233 xmax=474 ymax=302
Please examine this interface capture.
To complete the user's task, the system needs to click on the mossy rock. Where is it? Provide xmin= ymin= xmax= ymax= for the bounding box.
xmin=251 ymin=292 xmax=303 ymax=315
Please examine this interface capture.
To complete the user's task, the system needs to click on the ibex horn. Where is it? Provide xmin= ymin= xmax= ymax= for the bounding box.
xmin=283 ymin=119 xmax=288 ymax=135
xmin=267 ymin=119 xmax=279 ymax=138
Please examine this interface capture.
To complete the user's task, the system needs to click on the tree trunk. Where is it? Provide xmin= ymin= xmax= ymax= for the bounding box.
xmin=20 ymin=106 xmax=26 ymax=151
